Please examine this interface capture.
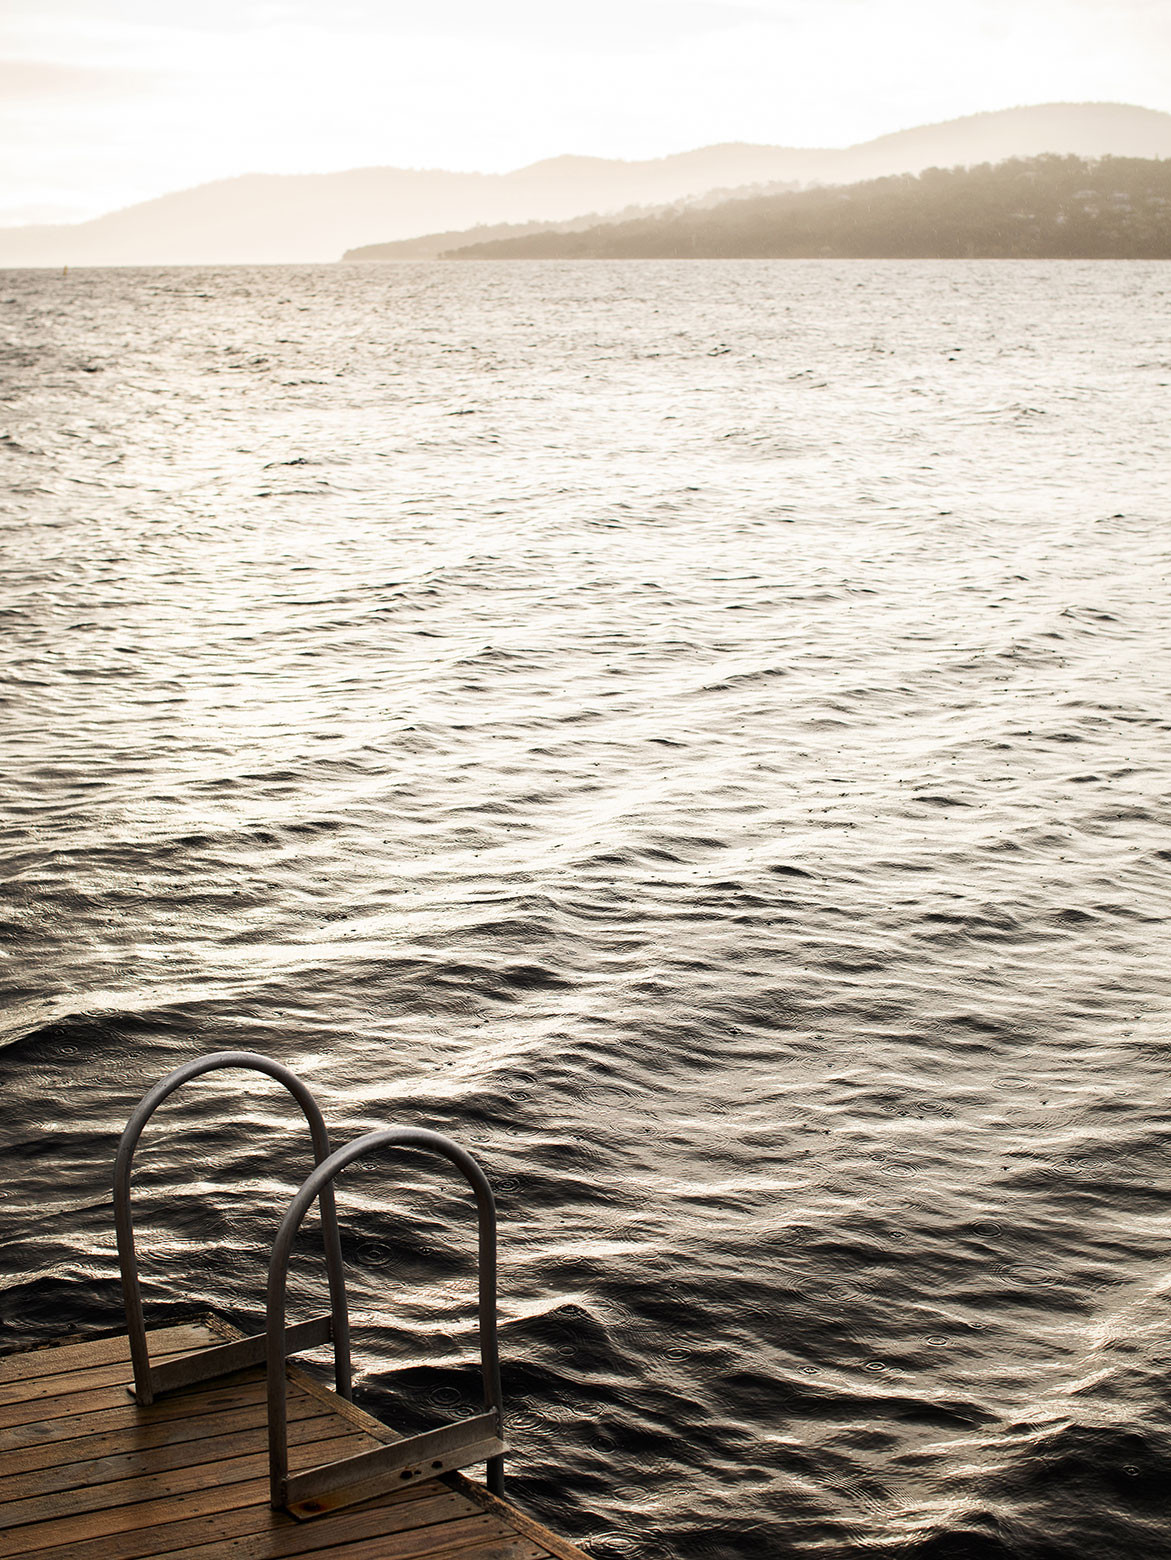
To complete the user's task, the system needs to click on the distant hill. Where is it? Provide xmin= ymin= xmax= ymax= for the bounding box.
xmin=341 ymin=186 xmax=798 ymax=262
xmin=2 ymin=102 xmax=1170 ymax=268
xmin=342 ymin=206 xmax=674 ymax=263
xmin=445 ymin=156 xmax=1171 ymax=260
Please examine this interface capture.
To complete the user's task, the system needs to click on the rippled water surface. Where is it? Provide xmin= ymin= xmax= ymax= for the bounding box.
xmin=2 ymin=260 xmax=1171 ymax=1559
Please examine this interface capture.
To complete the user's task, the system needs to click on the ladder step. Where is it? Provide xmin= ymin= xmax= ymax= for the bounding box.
xmin=142 ymin=1314 xmax=333 ymax=1399
xmin=285 ymin=1411 xmax=506 ymax=1520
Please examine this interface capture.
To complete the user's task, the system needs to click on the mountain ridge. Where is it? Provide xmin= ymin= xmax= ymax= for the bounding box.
xmin=2 ymin=102 xmax=1169 ymax=268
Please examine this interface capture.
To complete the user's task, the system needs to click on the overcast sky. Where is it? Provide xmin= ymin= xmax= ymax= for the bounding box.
xmin=3 ymin=0 xmax=1169 ymax=225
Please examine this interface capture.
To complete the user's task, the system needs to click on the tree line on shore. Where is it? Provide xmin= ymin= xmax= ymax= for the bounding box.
xmin=445 ymin=155 xmax=1171 ymax=259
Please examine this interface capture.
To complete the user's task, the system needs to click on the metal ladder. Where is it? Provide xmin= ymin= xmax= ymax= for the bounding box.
xmin=114 ymin=1052 xmax=506 ymax=1518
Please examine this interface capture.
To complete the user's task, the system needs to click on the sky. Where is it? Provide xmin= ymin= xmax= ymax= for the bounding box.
xmin=3 ymin=0 xmax=1170 ymax=225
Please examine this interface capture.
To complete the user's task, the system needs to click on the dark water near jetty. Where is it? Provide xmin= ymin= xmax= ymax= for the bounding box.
xmin=2 ymin=259 xmax=1171 ymax=1558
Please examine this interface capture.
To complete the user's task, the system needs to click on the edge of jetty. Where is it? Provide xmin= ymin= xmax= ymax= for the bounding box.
xmin=0 ymin=1315 xmax=591 ymax=1560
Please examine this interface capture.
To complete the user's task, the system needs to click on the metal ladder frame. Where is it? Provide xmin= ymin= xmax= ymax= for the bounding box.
xmin=114 ymin=1051 xmax=352 ymax=1406
xmin=267 ymin=1126 xmax=506 ymax=1518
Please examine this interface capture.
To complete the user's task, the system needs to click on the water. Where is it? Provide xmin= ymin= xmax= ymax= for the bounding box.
xmin=2 ymin=259 xmax=1170 ymax=1559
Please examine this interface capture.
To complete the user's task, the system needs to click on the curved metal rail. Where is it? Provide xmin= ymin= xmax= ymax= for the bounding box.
xmin=267 ymin=1127 xmax=505 ymax=1518
xmin=114 ymin=1050 xmax=352 ymax=1406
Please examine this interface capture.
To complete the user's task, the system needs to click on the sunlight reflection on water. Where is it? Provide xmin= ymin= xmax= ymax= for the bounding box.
xmin=2 ymin=260 xmax=1170 ymax=1559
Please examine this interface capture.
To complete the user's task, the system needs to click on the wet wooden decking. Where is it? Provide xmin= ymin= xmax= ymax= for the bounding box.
xmin=0 ymin=1318 xmax=591 ymax=1560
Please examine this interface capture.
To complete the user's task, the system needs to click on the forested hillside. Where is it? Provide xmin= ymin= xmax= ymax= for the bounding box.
xmin=446 ymin=155 xmax=1171 ymax=259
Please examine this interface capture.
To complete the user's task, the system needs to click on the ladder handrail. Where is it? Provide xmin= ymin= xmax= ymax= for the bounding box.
xmin=114 ymin=1050 xmax=352 ymax=1404
xmin=267 ymin=1126 xmax=504 ymax=1508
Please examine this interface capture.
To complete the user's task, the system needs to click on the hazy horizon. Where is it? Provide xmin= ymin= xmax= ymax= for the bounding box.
xmin=8 ymin=100 xmax=1169 ymax=232
xmin=5 ymin=101 xmax=1169 ymax=268
xmin=4 ymin=0 xmax=1171 ymax=225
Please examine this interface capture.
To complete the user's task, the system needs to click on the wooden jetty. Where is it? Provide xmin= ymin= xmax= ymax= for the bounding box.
xmin=0 ymin=1316 xmax=591 ymax=1560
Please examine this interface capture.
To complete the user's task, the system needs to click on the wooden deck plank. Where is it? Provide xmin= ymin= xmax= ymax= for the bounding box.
xmin=0 ymin=1327 xmax=214 ymax=1388
xmin=397 ymin=1543 xmax=545 ymax=1560
xmin=0 ymin=1345 xmax=214 ymax=1410
xmin=0 ymin=1364 xmax=277 ymax=1433
xmin=415 ymin=1544 xmax=544 ymax=1560
xmin=0 ymin=1339 xmax=273 ymax=1414
xmin=0 ymin=1322 xmax=594 ymax=1560
xmin=0 ymin=1428 xmax=375 ymax=1533
xmin=0 ymin=1468 xmax=278 ymax=1558
xmin=0 ymin=1407 xmax=358 ymax=1497
xmin=0 ymin=1375 xmax=271 ymax=1453
xmin=448 ymin=1486 xmax=592 ymax=1560
xmin=147 ymin=1510 xmax=519 ymax=1560
xmin=6 ymin=1482 xmax=480 ymax=1560
xmin=0 ymin=1387 xmax=338 ymax=1473
xmin=0 ymin=1359 xmax=339 ymax=1438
